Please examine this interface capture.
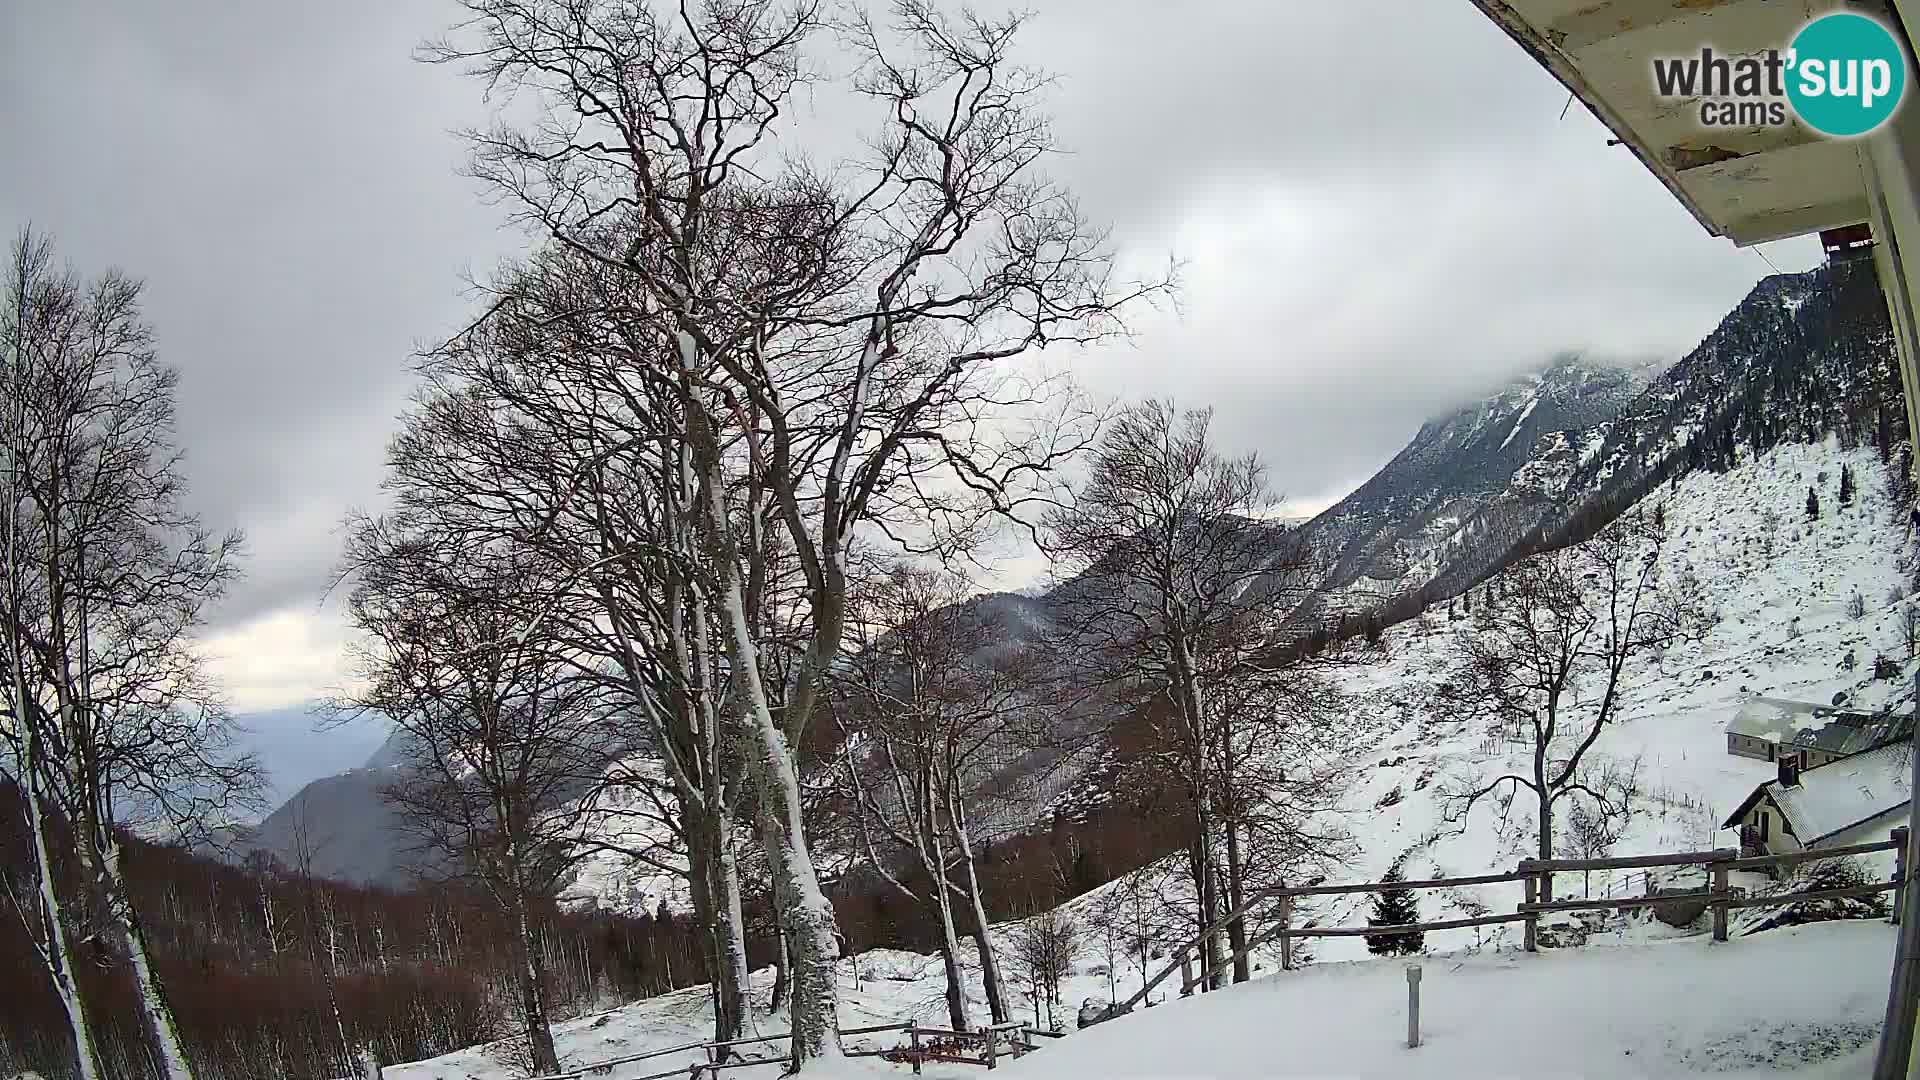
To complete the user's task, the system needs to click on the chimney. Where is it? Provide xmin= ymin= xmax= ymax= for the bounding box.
xmin=1778 ymin=753 xmax=1803 ymax=788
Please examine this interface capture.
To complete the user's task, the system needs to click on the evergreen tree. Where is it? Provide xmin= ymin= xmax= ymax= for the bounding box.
xmin=1364 ymin=865 xmax=1424 ymax=956
xmin=1807 ymin=485 xmax=1821 ymax=521
xmin=1839 ymin=464 xmax=1855 ymax=505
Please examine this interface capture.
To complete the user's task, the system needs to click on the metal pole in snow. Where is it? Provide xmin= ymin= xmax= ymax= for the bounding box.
xmin=1869 ymin=672 xmax=1920 ymax=1079
xmin=1405 ymin=965 xmax=1422 ymax=1050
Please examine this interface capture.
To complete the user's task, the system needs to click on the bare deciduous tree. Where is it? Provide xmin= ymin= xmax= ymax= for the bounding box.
xmin=1009 ymin=908 xmax=1079 ymax=1032
xmin=422 ymin=0 xmax=1162 ymax=1062
xmin=835 ymin=561 xmax=1031 ymax=1029
xmin=1043 ymin=400 xmax=1325 ymax=989
xmin=1 ymin=228 xmax=257 ymax=1080
xmin=1440 ymin=507 xmax=1688 ymax=900
xmin=340 ymin=536 xmax=616 ymax=1076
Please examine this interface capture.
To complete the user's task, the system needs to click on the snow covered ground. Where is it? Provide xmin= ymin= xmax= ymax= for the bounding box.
xmin=387 ymin=919 xmax=1902 ymax=1080
xmin=996 ymin=921 xmax=1898 ymax=1080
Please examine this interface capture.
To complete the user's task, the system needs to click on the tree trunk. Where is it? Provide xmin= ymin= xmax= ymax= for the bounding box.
xmin=511 ymin=889 xmax=562 ymax=1075
xmin=949 ymin=800 xmax=1008 ymax=1023
xmin=936 ymin=932 xmax=969 ymax=1032
xmin=22 ymin=763 xmax=104 ymax=1080
xmin=1537 ymin=789 xmax=1555 ymax=904
xmin=926 ymin=806 xmax=971 ymax=1031
xmin=770 ymin=923 xmax=790 ymax=1014
xmin=690 ymin=410 xmax=840 ymax=1066
xmin=720 ymin=579 xmax=841 ymax=1066
xmin=105 ymin=839 xmax=196 ymax=1080
xmin=685 ymin=826 xmax=729 ymax=1040
xmin=712 ymin=818 xmax=757 ymax=1040
xmin=755 ymin=799 xmax=791 ymax=1018
xmin=1170 ymin=628 xmax=1225 ymax=990
xmin=1223 ymin=822 xmax=1249 ymax=984
xmin=1198 ymin=853 xmax=1226 ymax=991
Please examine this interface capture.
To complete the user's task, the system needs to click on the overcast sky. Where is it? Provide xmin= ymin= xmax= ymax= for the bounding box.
xmin=1 ymin=2 xmax=1820 ymax=780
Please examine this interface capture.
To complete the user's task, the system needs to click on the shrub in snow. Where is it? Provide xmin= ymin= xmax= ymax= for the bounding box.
xmin=1848 ymin=589 xmax=1867 ymax=619
xmin=1365 ymin=864 xmax=1424 ymax=956
xmin=1738 ymin=856 xmax=1889 ymax=935
xmin=1875 ymin=654 xmax=1903 ymax=680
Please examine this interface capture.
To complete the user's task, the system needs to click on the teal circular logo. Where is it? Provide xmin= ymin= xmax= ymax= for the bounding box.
xmin=1787 ymin=13 xmax=1907 ymax=137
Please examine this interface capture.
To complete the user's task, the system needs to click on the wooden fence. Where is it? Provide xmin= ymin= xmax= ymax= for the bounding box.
xmin=517 ymin=1019 xmax=1042 ymax=1080
xmin=1118 ymin=827 xmax=1911 ymax=1012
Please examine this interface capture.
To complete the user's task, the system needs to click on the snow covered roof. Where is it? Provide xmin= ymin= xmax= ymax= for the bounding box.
xmin=1724 ymin=697 xmax=1911 ymax=758
xmin=1727 ymin=741 xmax=1914 ymax=847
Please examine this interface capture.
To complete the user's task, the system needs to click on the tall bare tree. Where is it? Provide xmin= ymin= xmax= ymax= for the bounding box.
xmin=1 ymin=228 xmax=256 ymax=1080
xmin=836 ymin=562 xmax=1030 ymax=1028
xmin=1043 ymin=400 xmax=1316 ymax=989
xmin=425 ymin=0 xmax=1159 ymax=1062
xmin=341 ymin=534 xmax=616 ymax=1076
xmin=1440 ymin=506 xmax=1689 ymax=900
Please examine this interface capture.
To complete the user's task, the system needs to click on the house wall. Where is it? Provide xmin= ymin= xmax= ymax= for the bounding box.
xmin=1740 ymin=794 xmax=1802 ymax=856
xmin=1727 ymin=734 xmax=1778 ymax=762
xmin=1802 ymin=747 xmax=1845 ymax=769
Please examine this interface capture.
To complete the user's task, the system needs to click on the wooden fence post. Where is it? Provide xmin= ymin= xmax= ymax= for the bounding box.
xmin=985 ymin=1026 xmax=998 ymax=1071
xmin=1522 ymin=870 xmax=1538 ymax=952
xmin=909 ymin=1026 xmax=922 ymax=1075
xmin=1711 ymin=859 xmax=1730 ymax=943
xmin=1279 ymin=886 xmax=1294 ymax=971
xmin=1894 ymin=827 xmax=1909 ymax=926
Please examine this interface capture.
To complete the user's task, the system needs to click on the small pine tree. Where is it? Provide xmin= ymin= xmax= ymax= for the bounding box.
xmin=1807 ymin=485 xmax=1821 ymax=521
xmin=1365 ymin=866 xmax=1424 ymax=956
xmin=1654 ymin=501 xmax=1666 ymax=530
xmin=1839 ymin=464 xmax=1855 ymax=506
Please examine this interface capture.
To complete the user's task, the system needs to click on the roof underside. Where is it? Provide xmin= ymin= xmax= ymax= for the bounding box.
xmin=1474 ymin=0 xmax=1879 ymax=245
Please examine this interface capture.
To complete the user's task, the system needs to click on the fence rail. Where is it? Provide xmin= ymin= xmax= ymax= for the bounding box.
xmin=1117 ymin=829 xmax=1913 ymax=1011
xmin=515 ymin=1019 xmax=1044 ymax=1080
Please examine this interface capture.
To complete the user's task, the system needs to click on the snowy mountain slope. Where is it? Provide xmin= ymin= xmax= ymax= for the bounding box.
xmin=1286 ymin=438 xmax=1917 ymax=960
xmin=1281 ymin=259 xmax=1895 ymax=629
xmin=1277 ymin=356 xmax=1646 ymax=620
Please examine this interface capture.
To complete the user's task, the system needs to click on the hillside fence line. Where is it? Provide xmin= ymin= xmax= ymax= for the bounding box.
xmin=1117 ymin=827 xmax=1910 ymax=1011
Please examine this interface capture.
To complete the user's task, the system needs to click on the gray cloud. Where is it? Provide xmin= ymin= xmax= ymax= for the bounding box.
xmin=1 ymin=0 xmax=1821 ymax=711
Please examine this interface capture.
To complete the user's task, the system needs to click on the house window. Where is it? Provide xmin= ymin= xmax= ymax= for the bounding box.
xmin=1766 ymin=742 xmax=1776 ymax=762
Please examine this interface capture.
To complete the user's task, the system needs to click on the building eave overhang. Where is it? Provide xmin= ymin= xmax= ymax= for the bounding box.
xmin=1470 ymin=0 xmax=1883 ymax=246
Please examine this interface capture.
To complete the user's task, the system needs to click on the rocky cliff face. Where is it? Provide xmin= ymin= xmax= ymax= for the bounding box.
xmin=1276 ymin=356 xmax=1648 ymax=625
